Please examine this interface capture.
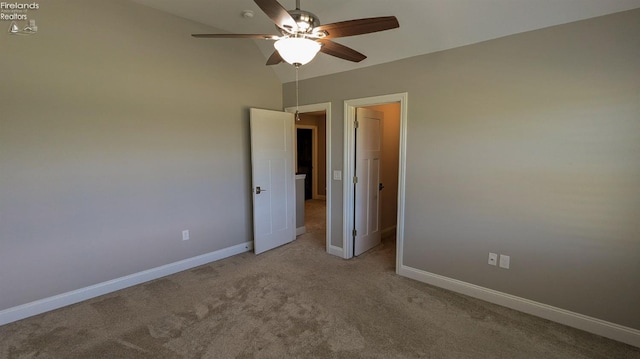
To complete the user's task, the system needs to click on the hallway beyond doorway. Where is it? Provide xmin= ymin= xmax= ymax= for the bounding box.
xmin=302 ymin=199 xmax=326 ymax=251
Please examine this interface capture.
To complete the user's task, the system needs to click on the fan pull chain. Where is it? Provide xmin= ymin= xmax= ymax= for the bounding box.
xmin=295 ymin=64 xmax=300 ymax=121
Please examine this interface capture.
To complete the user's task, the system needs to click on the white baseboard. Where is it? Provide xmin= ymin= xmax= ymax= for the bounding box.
xmin=398 ymin=264 xmax=640 ymax=348
xmin=327 ymin=244 xmax=344 ymax=258
xmin=296 ymin=226 xmax=306 ymax=236
xmin=0 ymin=241 xmax=254 ymax=326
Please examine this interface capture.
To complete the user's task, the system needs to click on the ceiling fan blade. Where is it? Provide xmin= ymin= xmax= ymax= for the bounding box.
xmin=318 ymin=40 xmax=366 ymax=62
xmin=254 ymin=0 xmax=298 ymax=31
xmin=192 ymin=34 xmax=279 ymax=40
xmin=266 ymin=50 xmax=284 ymax=65
xmin=314 ymin=16 xmax=399 ymax=39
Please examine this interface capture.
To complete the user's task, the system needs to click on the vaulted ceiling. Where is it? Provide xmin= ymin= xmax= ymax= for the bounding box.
xmin=131 ymin=0 xmax=640 ymax=82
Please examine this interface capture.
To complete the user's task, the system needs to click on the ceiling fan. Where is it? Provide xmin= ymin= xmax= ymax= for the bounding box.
xmin=192 ymin=0 xmax=399 ymax=67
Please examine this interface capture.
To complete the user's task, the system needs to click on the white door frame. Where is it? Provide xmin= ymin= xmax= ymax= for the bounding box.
xmin=343 ymin=93 xmax=408 ymax=272
xmin=294 ymin=124 xmax=320 ymax=199
xmin=285 ymin=103 xmax=337 ymax=256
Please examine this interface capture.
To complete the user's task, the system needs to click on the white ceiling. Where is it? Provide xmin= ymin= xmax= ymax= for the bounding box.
xmin=132 ymin=0 xmax=640 ymax=83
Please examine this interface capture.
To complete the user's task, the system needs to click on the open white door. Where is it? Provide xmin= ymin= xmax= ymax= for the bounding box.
xmin=353 ymin=107 xmax=382 ymax=256
xmin=250 ymin=108 xmax=296 ymax=254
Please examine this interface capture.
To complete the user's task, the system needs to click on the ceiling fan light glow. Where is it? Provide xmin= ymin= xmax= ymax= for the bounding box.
xmin=274 ymin=37 xmax=321 ymax=66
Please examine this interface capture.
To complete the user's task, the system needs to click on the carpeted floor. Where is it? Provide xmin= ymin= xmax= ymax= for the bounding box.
xmin=1 ymin=199 xmax=639 ymax=358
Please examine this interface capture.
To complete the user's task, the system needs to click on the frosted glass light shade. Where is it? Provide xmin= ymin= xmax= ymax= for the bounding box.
xmin=274 ymin=38 xmax=321 ymax=66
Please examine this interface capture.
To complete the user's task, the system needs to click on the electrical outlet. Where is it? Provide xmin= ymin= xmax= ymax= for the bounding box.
xmin=499 ymin=254 xmax=510 ymax=269
xmin=488 ymin=252 xmax=498 ymax=266
xmin=182 ymin=230 xmax=190 ymax=241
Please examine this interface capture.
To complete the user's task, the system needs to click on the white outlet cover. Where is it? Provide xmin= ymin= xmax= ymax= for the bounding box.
xmin=488 ymin=252 xmax=498 ymax=266
xmin=182 ymin=230 xmax=190 ymax=241
xmin=499 ymin=254 xmax=510 ymax=269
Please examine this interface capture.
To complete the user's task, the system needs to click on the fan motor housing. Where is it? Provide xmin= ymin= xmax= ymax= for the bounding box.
xmin=279 ymin=9 xmax=320 ymax=34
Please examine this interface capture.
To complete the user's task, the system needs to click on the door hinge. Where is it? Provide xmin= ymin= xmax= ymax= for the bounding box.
xmin=352 ymin=229 xmax=357 ymax=237
xmin=354 ymin=119 xmax=359 ymax=129
xmin=353 ymin=176 xmax=358 ymax=184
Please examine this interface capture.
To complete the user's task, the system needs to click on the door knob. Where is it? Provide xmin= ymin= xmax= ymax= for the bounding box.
xmin=379 ymin=183 xmax=385 ymax=191
xmin=255 ymin=186 xmax=267 ymax=194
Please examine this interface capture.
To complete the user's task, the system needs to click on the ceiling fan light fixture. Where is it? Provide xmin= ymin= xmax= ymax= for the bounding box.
xmin=274 ymin=37 xmax=321 ymax=66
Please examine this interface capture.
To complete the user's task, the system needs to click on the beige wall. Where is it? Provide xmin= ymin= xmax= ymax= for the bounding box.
xmin=366 ymin=104 xmax=401 ymax=234
xmin=0 ymin=1 xmax=282 ymax=311
xmin=284 ymin=9 xmax=640 ymax=330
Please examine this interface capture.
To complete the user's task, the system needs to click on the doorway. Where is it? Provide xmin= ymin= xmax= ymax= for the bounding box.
xmin=344 ymin=93 xmax=408 ymax=272
xmin=286 ymin=103 xmax=334 ymax=255
xmin=295 ymin=126 xmax=317 ymax=200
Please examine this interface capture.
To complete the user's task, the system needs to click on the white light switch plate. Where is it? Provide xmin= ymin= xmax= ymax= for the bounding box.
xmin=333 ymin=170 xmax=342 ymax=181
xmin=499 ymin=254 xmax=510 ymax=269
